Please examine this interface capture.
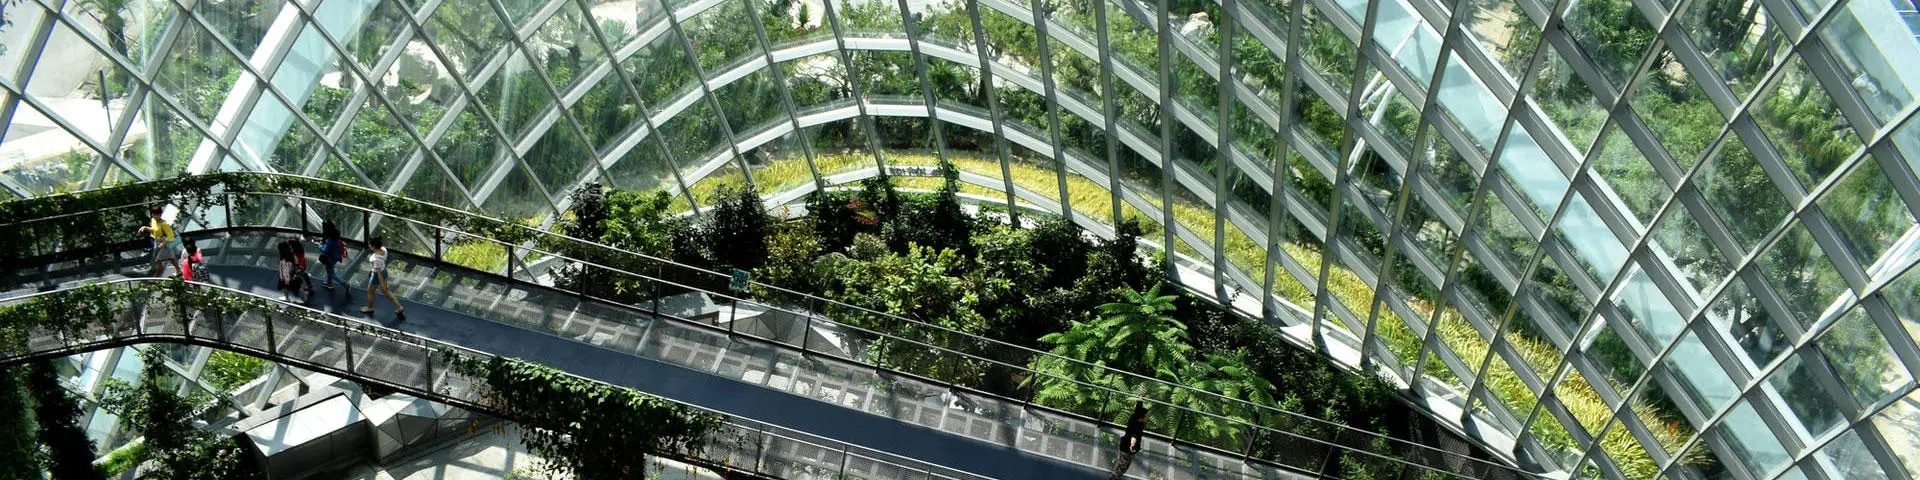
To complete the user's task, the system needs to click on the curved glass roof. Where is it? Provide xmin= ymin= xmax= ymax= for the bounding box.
xmin=3 ymin=0 xmax=1919 ymax=478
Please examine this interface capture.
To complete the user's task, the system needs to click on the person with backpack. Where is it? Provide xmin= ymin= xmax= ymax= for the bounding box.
xmin=136 ymin=206 xmax=182 ymax=277
xmin=316 ymin=220 xmax=349 ymax=291
xmin=362 ymin=236 xmax=403 ymax=317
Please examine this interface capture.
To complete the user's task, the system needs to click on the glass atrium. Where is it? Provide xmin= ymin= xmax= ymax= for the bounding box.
xmin=2 ymin=0 xmax=1918 ymax=478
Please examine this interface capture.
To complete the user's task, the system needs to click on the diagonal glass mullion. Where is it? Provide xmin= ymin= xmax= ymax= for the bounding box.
xmin=565 ymin=0 xmax=701 ymax=201
xmin=277 ymin=0 xmax=485 ymax=206
xmin=662 ymin=0 xmax=755 ymax=193
xmin=474 ymin=0 xmax=614 ymax=212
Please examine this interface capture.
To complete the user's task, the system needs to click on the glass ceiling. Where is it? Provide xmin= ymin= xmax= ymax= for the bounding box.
xmin=3 ymin=0 xmax=1919 ymax=478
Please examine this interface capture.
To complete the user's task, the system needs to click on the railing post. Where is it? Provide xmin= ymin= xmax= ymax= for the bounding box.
xmin=224 ymin=194 xmax=233 ymax=229
xmin=505 ymin=244 xmax=515 ymax=281
xmin=433 ymin=230 xmax=443 ymax=261
xmin=1316 ymin=440 xmax=1342 ymax=478
xmin=300 ymin=199 xmax=309 ymax=233
xmin=1100 ymin=388 xmax=1114 ymax=424
xmin=837 ymin=446 xmax=852 ymax=477
xmin=800 ymin=313 xmax=813 ymax=352
xmin=265 ymin=312 xmax=277 ymax=353
xmin=727 ymin=299 xmax=738 ymax=335
xmin=344 ymin=328 xmax=356 ymax=376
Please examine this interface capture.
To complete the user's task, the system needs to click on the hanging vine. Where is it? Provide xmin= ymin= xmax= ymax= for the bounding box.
xmin=445 ymin=354 xmax=723 ymax=479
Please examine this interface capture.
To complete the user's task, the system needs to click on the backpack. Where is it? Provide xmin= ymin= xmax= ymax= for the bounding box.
xmin=320 ymin=238 xmax=346 ymax=264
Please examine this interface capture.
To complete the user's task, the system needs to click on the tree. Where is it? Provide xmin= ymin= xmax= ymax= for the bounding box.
xmin=702 ymin=184 xmax=772 ymax=271
xmin=28 ymin=360 xmax=103 ymax=480
xmin=99 ymin=348 xmax=258 ymax=480
xmin=0 ymin=367 xmax=38 ymax=480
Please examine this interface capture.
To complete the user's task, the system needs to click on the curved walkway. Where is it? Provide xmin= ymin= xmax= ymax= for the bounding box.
xmin=3 ymin=228 xmax=1293 ymax=480
xmin=0 ymin=279 xmax=990 ymax=480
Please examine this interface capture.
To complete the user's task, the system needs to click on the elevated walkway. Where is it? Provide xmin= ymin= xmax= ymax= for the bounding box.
xmin=0 ymin=174 xmax=1539 ymax=480
xmin=0 ymin=276 xmax=988 ymax=480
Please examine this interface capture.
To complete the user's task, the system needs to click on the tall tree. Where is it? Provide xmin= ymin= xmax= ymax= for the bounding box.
xmin=0 ymin=368 xmax=40 ymax=480
xmin=29 ymin=360 xmax=104 ymax=480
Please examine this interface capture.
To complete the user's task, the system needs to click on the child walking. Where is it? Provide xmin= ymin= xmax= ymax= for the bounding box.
xmin=289 ymin=240 xmax=315 ymax=302
xmin=137 ymin=206 xmax=181 ymax=277
xmin=362 ymin=236 xmax=403 ymax=317
xmin=277 ymin=242 xmax=299 ymax=302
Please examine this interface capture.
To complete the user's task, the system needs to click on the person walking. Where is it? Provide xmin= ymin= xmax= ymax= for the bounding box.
xmin=136 ymin=206 xmax=182 ymax=277
xmin=361 ymin=236 xmax=403 ymax=317
xmin=179 ymin=240 xmax=205 ymax=282
xmin=315 ymin=220 xmax=349 ymax=292
xmin=277 ymin=242 xmax=299 ymax=302
xmin=1110 ymin=399 xmax=1149 ymax=480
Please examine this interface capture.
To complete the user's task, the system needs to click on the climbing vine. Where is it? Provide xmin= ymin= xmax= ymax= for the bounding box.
xmin=446 ymin=354 xmax=723 ymax=479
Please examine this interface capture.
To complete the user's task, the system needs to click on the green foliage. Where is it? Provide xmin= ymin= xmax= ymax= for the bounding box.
xmin=702 ymin=184 xmax=773 ymax=271
xmin=0 ymin=367 xmax=39 ymax=480
xmin=28 ymin=359 xmax=103 ymax=480
xmin=98 ymin=348 xmax=259 ymax=480
xmin=204 ymin=351 xmax=269 ymax=393
xmin=446 ymin=355 xmax=723 ymax=479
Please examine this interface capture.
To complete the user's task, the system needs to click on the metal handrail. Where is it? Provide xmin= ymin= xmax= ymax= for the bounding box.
xmin=0 ymin=171 xmax=1538 ymax=478
xmin=0 ymin=278 xmax=992 ymax=480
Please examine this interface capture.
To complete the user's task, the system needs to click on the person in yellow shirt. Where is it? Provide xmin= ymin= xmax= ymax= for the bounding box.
xmin=137 ymin=206 xmax=181 ymax=277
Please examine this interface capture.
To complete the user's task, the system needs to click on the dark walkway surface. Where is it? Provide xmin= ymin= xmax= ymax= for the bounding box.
xmin=17 ymin=230 xmax=1113 ymax=480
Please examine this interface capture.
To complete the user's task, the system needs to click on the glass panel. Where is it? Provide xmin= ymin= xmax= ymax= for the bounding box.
xmin=1757 ymin=223 xmax=1846 ymax=329
xmin=1819 ymin=428 xmax=1890 ymax=479
xmin=569 ymin=62 xmax=640 ymax=152
xmin=195 ymin=0 xmax=288 ymax=59
xmin=714 ymin=69 xmax=786 ymax=138
xmin=433 ymin=108 xmax=508 ymax=188
xmin=1816 ymin=308 xmax=1909 ymax=407
xmin=1817 ymin=160 xmax=1917 ymax=266
xmin=621 ymin=20 xmax=698 ymax=109
xmin=1868 ymin=389 xmax=1920 ymax=476
xmin=1769 ymin=350 xmax=1846 ymax=438
xmin=606 ymin=131 xmax=679 ymax=194
xmin=154 ymin=19 xmax=249 ymax=125
xmin=1696 ymin=135 xmax=1787 ymax=252
xmin=1712 ymin=276 xmax=1791 ymax=366
xmin=1677 ymin=0 xmax=1789 ymax=101
xmin=1651 ymin=203 xmax=1730 ymax=293
xmin=1815 ymin=0 xmax=1920 ymax=124
xmin=1463 ymin=0 xmax=1540 ymax=76
xmin=422 ymin=0 xmax=513 ymax=78
xmin=682 ymin=0 xmax=757 ymax=72
xmin=747 ymin=130 xmax=812 ymax=195
xmin=1301 ymin=3 xmax=1355 ymax=90
xmin=1718 ymin=399 xmax=1792 ymax=477
xmin=529 ymin=1 xmax=612 ymax=92
xmin=1531 ymin=48 xmax=1606 ymax=153
xmin=479 ymin=161 xmax=553 ymax=221
xmin=1563 ymin=0 xmax=1656 ymax=91
xmin=1751 ymin=57 xmax=1864 ymax=189
xmin=807 ymin=118 xmax=875 ymax=178
xmin=337 ymin=102 xmax=417 ymax=187
xmin=786 ymin=53 xmax=853 ymax=109
xmin=1628 ymin=50 xmax=1721 ymax=170
xmin=1591 ymin=124 xmax=1669 ymax=227
xmin=520 ymin=121 xmax=598 ymax=197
